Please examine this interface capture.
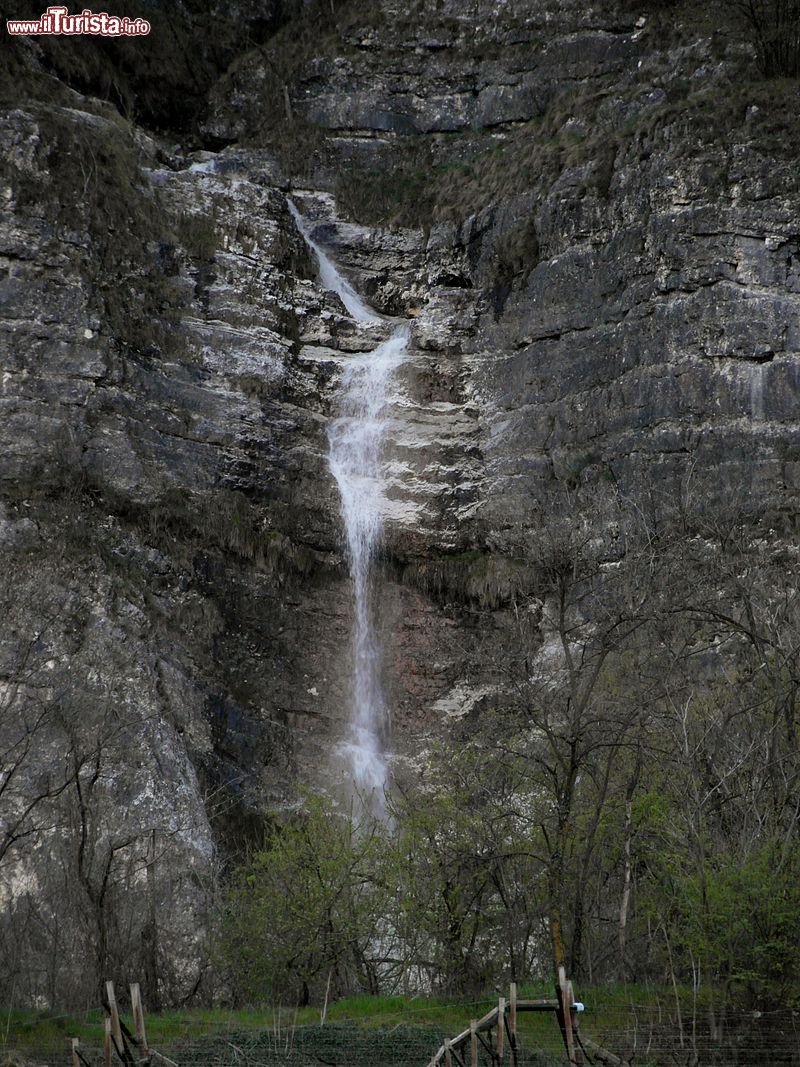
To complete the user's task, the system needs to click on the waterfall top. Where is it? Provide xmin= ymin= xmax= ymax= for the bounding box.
xmin=287 ymin=199 xmax=382 ymax=324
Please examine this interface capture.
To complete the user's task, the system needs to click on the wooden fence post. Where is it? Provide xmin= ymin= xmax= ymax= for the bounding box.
xmin=470 ymin=1020 xmax=478 ymax=1067
xmin=497 ymin=996 xmax=505 ymax=1062
xmin=105 ymin=980 xmax=123 ymax=1052
xmin=130 ymin=982 xmax=149 ymax=1056
xmin=71 ymin=1038 xmax=80 ymax=1067
xmin=566 ymin=979 xmax=584 ymax=1066
xmin=507 ymin=977 xmax=520 ymax=1062
xmin=445 ymin=1039 xmax=453 ymax=1067
xmin=103 ymin=1016 xmax=112 ymax=1067
xmin=556 ymin=966 xmax=583 ymax=1066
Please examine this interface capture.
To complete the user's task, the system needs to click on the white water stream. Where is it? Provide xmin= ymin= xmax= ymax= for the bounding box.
xmin=288 ymin=200 xmax=408 ymax=814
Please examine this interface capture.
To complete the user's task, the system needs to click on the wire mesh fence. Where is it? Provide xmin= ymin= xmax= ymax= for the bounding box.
xmin=4 ymin=998 xmax=800 ymax=1067
xmin=3 ymin=1023 xmax=562 ymax=1067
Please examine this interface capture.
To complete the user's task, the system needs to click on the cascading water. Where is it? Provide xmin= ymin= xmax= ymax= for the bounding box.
xmin=288 ymin=200 xmax=408 ymax=814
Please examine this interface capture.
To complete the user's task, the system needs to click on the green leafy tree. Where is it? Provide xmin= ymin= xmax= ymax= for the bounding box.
xmin=218 ymin=794 xmax=386 ymax=1006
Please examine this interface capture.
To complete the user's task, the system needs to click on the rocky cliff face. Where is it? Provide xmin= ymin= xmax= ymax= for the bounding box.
xmin=2 ymin=0 xmax=800 ymax=1004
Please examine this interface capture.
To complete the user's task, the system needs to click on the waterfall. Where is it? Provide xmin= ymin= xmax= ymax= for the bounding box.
xmin=288 ymin=200 xmax=408 ymax=814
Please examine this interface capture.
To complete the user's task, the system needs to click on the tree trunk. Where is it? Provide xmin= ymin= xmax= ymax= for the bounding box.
xmin=618 ymin=789 xmax=634 ymax=980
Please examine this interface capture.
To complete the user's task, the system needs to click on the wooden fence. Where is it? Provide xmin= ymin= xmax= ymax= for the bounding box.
xmin=426 ymin=968 xmax=626 ymax=1067
xmin=70 ymin=981 xmax=177 ymax=1067
xmin=68 ymin=973 xmax=628 ymax=1067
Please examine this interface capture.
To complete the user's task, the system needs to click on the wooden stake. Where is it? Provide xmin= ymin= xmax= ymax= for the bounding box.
xmin=566 ymin=979 xmax=577 ymax=1025
xmin=445 ymin=1039 xmax=453 ymax=1067
xmin=580 ymin=1035 xmax=624 ymax=1066
xmin=470 ymin=1021 xmax=478 ymax=1067
xmin=497 ymin=997 xmax=505 ymax=1061
xmin=71 ymin=1038 xmax=80 ymax=1067
xmin=320 ymin=969 xmax=332 ymax=1026
xmin=566 ymin=979 xmax=584 ymax=1065
xmin=130 ymin=982 xmax=149 ymax=1055
xmin=150 ymin=1053 xmax=180 ymax=1067
xmin=103 ymin=1016 xmax=112 ymax=1067
xmin=557 ymin=966 xmax=580 ymax=1065
xmin=509 ymin=982 xmax=517 ymax=1045
xmin=106 ymin=980 xmax=123 ymax=1051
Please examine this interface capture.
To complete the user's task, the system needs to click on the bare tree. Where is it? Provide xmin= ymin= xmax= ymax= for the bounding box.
xmin=733 ymin=0 xmax=800 ymax=77
xmin=0 ymin=550 xmax=213 ymax=1009
xmin=517 ymin=492 xmax=661 ymax=979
